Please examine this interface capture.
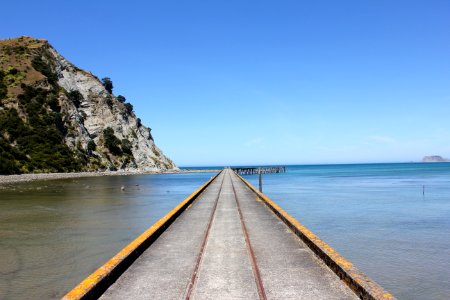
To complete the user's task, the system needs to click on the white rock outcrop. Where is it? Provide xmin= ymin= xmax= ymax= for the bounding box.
xmin=44 ymin=44 xmax=177 ymax=172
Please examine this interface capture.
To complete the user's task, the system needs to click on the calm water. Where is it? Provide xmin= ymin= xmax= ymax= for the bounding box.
xmin=1 ymin=164 xmax=449 ymax=299
xmin=244 ymin=163 xmax=450 ymax=300
xmin=0 ymin=172 xmax=216 ymax=299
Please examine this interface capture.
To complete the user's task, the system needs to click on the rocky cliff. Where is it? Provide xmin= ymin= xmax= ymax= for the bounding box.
xmin=0 ymin=36 xmax=177 ymax=174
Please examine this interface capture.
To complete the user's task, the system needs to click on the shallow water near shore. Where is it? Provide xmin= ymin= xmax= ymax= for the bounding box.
xmin=0 ymin=172 xmax=216 ymax=299
xmin=1 ymin=163 xmax=449 ymax=299
xmin=244 ymin=163 xmax=450 ymax=300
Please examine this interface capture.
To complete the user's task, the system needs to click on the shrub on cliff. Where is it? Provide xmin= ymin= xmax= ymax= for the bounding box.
xmin=117 ymin=95 xmax=126 ymax=103
xmin=87 ymin=140 xmax=96 ymax=152
xmin=124 ymin=103 xmax=133 ymax=114
xmin=67 ymin=90 xmax=83 ymax=108
xmin=101 ymin=77 xmax=113 ymax=93
xmin=0 ymin=138 xmax=21 ymax=174
xmin=32 ymin=56 xmax=58 ymax=86
xmin=103 ymin=127 xmax=122 ymax=155
xmin=0 ymin=84 xmax=83 ymax=173
xmin=121 ymin=139 xmax=133 ymax=155
xmin=0 ymin=70 xmax=7 ymax=100
xmin=106 ymin=95 xmax=113 ymax=108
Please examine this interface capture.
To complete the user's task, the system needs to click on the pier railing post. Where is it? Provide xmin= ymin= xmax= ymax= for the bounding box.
xmin=258 ymin=168 xmax=262 ymax=193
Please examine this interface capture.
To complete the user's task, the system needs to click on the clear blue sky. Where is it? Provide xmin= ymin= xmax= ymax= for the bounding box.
xmin=2 ymin=1 xmax=449 ymax=166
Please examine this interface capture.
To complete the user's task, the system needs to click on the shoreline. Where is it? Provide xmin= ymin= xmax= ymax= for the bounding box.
xmin=0 ymin=169 xmax=222 ymax=186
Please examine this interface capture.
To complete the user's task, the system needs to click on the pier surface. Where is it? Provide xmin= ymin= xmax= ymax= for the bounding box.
xmin=98 ymin=169 xmax=358 ymax=299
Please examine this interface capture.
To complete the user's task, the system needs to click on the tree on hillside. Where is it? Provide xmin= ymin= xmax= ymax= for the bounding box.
xmin=68 ymin=90 xmax=83 ymax=108
xmin=117 ymin=95 xmax=126 ymax=103
xmin=0 ymin=70 xmax=7 ymax=100
xmin=103 ymin=127 xmax=122 ymax=155
xmin=101 ymin=77 xmax=113 ymax=93
xmin=124 ymin=103 xmax=133 ymax=114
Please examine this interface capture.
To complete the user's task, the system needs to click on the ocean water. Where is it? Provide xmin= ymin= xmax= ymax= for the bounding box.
xmin=244 ymin=163 xmax=450 ymax=300
xmin=0 ymin=172 xmax=216 ymax=299
xmin=1 ymin=163 xmax=449 ymax=299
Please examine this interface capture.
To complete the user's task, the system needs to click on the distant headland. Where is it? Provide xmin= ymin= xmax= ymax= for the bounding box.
xmin=422 ymin=155 xmax=450 ymax=162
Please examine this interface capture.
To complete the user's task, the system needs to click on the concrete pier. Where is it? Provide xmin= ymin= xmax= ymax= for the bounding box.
xmin=64 ymin=169 xmax=394 ymax=300
xmin=232 ymin=166 xmax=286 ymax=175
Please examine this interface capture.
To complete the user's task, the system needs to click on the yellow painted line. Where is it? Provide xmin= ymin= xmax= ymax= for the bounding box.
xmin=236 ymin=173 xmax=396 ymax=300
xmin=62 ymin=171 xmax=222 ymax=300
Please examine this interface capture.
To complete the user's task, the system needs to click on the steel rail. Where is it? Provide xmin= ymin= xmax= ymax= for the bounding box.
xmin=229 ymin=171 xmax=267 ymax=300
xmin=184 ymin=172 xmax=225 ymax=300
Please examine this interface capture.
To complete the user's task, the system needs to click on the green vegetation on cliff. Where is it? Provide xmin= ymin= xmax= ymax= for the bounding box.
xmin=0 ymin=84 xmax=84 ymax=174
xmin=0 ymin=36 xmax=176 ymax=175
xmin=0 ymin=38 xmax=89 ymax=174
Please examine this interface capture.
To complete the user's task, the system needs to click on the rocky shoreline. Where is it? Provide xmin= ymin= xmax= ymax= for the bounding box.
xmin=0 ymin=169 xmax=221 ymax=186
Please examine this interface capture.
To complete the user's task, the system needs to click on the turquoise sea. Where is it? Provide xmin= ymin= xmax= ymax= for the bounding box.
xmin=243 ymin=163 xmax=450 ymax=300
xmin=0 ymin=163 xmax=449 ymax=299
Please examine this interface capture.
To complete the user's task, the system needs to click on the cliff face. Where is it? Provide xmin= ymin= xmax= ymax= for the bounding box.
xmin=0 ymin=36 xmax=176 ymax=174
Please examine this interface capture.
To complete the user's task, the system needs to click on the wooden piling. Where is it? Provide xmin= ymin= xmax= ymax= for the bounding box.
xmin=258 ymin=170 xmax=262 ymax=193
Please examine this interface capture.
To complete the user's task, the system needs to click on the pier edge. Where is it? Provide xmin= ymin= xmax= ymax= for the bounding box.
xmin=236 ymin=172 xmax=396 ymax=300
xmin=62 ymin=171 xmax=222 ymax=300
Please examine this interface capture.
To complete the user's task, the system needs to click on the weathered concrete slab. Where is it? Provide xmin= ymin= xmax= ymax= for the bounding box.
xmin=99 ymin=172 xmax=225 ymax=300
xmin=99 ymin=169 xmax=359 ymax=299
xmin=229 ymin=172 xmax=358 ymax=300
xmin=191 ymin=172 xmax=259 ymax=299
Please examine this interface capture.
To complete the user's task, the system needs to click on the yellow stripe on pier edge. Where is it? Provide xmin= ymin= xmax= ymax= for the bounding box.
xmin=236 ymin=173 xmax=396 ymax=300
xmin=62 ymin=171 xmax=222 ymax=300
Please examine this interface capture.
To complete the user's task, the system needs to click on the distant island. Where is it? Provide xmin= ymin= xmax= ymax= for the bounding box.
xmin=422 ymin=155 xmax=450 ymax=162
xmin=0 ymin=36 xmax=177 ymax=174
